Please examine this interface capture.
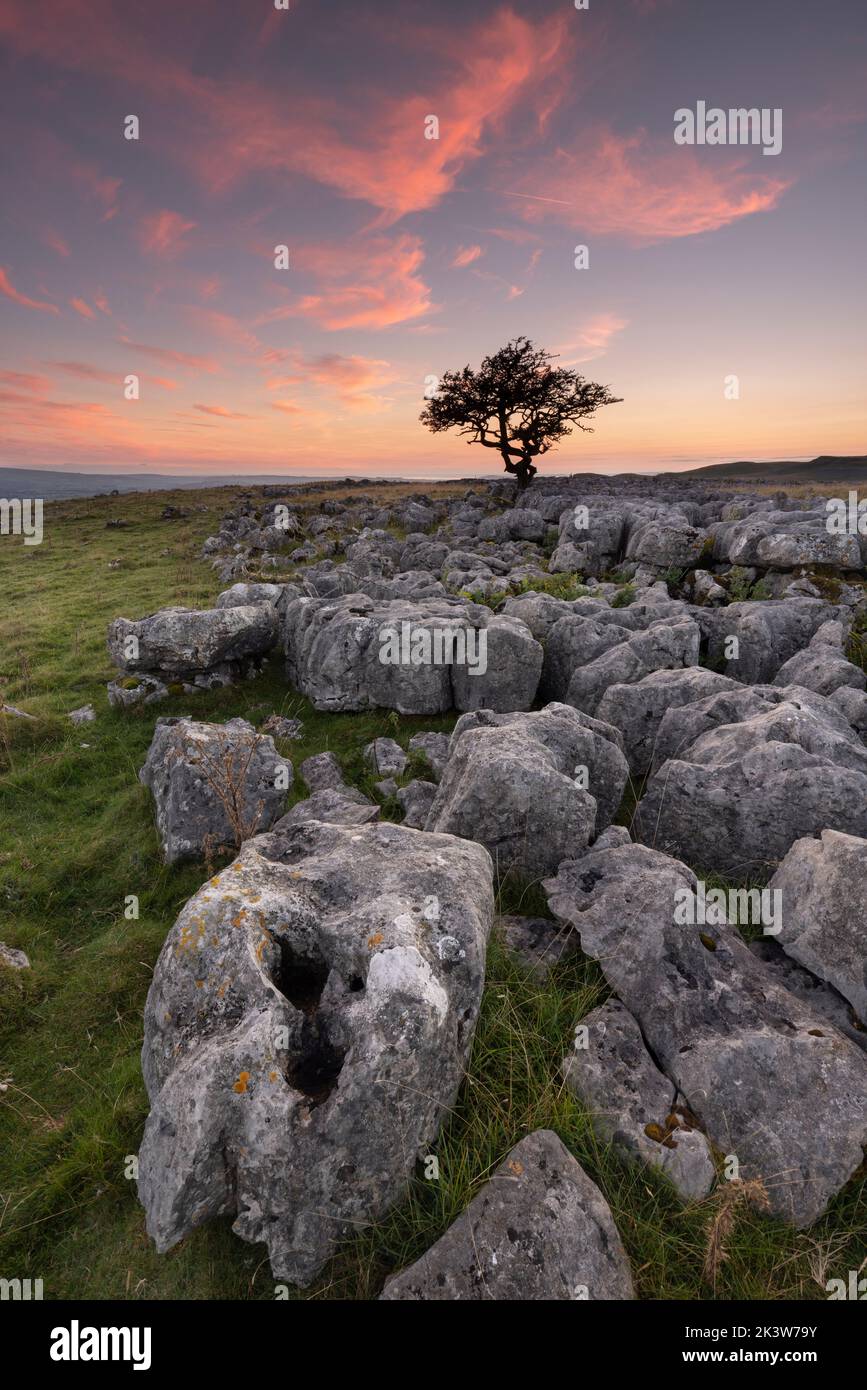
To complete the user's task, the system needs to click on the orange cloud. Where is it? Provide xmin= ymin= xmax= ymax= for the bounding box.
xmin=139 ymin=209 xmax=197 ymax=258
xmin=0 ymin=370 xmax=51 ymax=393
xmin=301 ymin=353 xmax=395 ymax=408
xmin=0 ymin=267 xmax=60 ymax=314
xmin=507 ymin=130 xmax=791 ymax=241
xmin=0 ymin=2 xmax=572 ymax=222
xmin=178 ymin=10 xmax=572 ymax=223
xmin=193 ymin=404 xmax=253 ymax=419
xmin=259 ymin=235 xmax=433 ymax=331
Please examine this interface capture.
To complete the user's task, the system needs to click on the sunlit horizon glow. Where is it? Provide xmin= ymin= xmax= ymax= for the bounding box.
xmin=0 ymin=0 xmax=864 ymax=480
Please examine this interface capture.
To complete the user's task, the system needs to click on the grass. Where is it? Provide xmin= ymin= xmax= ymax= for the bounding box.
xmin=0 ymin=483 xmax=864 ymax=1300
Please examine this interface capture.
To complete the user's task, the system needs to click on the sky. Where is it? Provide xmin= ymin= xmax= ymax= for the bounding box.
xmin=0 ymin=0 xmax=865 ymax=479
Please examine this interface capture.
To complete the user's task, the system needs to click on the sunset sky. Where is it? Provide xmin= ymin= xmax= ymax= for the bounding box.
xmin=0 ymin=0 xmax=865 ymax=479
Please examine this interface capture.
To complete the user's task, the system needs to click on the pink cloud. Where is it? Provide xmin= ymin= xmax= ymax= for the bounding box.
xmin=94 ymin=290 xmax=111 ymax=315
xmin=0 ymin=2 xmax=573 ymax=222
xmin=138 ymin=209 xmax=197 ymax=258
xmin=259 ymin=234 xmax=433 ymax=331
xmin=507 ymin=130 xmax=792 ymax=242
xmin=187 ymin=309 xmax=261 ymax=355
xmin=263 ymin=352 xmax=395 ymax=410
xmin=554 ymin=314 xmax=628 ymax=364
xmin=118 ymin=337 xmax=220 ymax=373
xmin=0 ymin=267 xmax=60 ymax=314
xmin=451 ymin=245 xmax=484 ymax=268
xmin=42 ymin=229 xmax=70 ymax=258
xmin=301 ymin=353 xmax=394 ymax=407
xmin=70 ymin=297 xmax=96 ymax=319
xmin=0 ymin=370 xmax=52 ymax=393
xmin=69 ymin=158 xmax=121 ymax=219
xmin=46 ymin=360 xmax=178 ymax=391
xmin=193 ymin=403 xmax=253 ymax=419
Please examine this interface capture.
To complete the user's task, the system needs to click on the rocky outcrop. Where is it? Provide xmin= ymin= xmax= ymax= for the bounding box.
xmin=634 ymin=693 xmax=867 ymax=879
xmin=138 ymin=819 xmax=494 ymax=1285
xmin=283 ymin=594 xmax=542 ymax=714
xmin=544 ymin=842 xmax=867 ymax=1227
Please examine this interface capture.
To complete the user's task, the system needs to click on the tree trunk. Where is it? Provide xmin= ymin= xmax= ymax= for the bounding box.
xmin=514 ymin=458 xmax=537 ymax=492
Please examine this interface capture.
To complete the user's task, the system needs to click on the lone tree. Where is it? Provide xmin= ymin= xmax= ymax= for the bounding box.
xmin=420 ymin=336 xmax=622 ymax=491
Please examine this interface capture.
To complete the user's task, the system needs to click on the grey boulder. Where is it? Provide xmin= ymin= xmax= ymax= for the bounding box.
xmin=138 ymin=819 xmax=494 ymax=1285
xmin=565 ymin=618 xmax=701 ymax=716
xmin=274 ymin=787 xmax=379 ymax=828
xmin=363 ymin=737 xmax=407 ymax=777
xmin=380 ymin=1130 xmax=634 ymax=1300
xmin=396 ymin=779 xmax=438 ymax=829
xmin=425 ymin=704 xmax=628 ymax=879
xmin=139 ymin=717 xmax=291 ymax=864
xmin=108 ymin=604 xmax=278 ymax=680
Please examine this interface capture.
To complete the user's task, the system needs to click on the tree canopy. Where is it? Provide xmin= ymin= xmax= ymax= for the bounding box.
xmin=420 ymin=336 xmax=622 ymax=490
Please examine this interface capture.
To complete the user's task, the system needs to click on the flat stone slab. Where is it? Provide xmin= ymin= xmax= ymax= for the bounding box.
xmin=380 ymin=1130 xmax=634 ymax=1300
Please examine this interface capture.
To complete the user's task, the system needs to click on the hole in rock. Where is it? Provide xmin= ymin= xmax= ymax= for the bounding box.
xmin=348 ymin=975 xmax=364 ymax=993
xmin=270 ymin=939 xmax=329 ymax=1014
xmin=286 ymin=1030 xmax=347 ymax=1107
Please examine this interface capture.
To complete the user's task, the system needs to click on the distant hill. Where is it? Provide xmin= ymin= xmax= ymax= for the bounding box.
xmin=0 ymin=468 xmax=379 ymax=501
xmin=675 ymin=456 xmax=867 ymax=484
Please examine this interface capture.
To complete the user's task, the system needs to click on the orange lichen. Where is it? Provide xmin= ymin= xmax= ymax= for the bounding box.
xmin=233 ymin=1071 xmax=251 ymax=1094
xmin=367 ymin=932 xmax=384 ymax=949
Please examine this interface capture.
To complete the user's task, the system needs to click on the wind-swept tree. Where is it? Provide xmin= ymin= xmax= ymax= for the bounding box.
xmin=420 ymin=336 xmax=622 ymax=490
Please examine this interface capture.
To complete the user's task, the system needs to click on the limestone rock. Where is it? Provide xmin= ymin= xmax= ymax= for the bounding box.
xmin=380 ymin=1130 xmax=634 ymax=1300
xmin=138 ymin=819 xmax=494 ymax=1285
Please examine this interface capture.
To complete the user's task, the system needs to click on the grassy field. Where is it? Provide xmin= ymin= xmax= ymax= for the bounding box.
xmin=0 ymin=484 xmax=864 ymax=1300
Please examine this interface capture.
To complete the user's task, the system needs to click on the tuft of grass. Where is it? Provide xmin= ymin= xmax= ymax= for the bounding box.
xmin=610 ymin=581 xmax=637 ymax=609
xmin=510 ymin=573 xmax=590 ymax=602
